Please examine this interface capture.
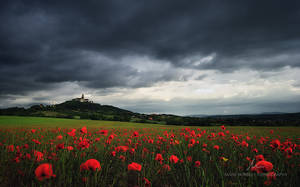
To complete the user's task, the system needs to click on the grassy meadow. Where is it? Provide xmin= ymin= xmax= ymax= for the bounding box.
xmin=0 ymin=116 xmax=299 ymax=186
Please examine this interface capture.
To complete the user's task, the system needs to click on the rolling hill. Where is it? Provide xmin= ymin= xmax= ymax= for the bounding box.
xmin=1 ymin=99 xmax=300 ymax=126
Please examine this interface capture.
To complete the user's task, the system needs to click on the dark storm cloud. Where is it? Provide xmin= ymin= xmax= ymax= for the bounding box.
xmin=119 ymin=95 xmax=300 ymax=115
xmin=1 ymin=0 xmax=300 ymax=95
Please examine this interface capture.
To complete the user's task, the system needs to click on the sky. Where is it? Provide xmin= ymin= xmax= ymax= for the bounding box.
xmin=1 ymin=0 xmax=300 ymax=115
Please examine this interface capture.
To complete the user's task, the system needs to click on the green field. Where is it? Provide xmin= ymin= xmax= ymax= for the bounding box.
xmin=0 ymin=116 xmax=299 ymax=138
xmin=0 ymin=115 xmax=170 ymax=128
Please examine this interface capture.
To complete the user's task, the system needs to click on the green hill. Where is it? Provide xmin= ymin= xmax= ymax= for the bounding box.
xmin=1 ymin=99 xmax=300 ymax=126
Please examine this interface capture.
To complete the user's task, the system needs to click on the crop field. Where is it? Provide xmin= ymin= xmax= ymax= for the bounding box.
xmin=0 ymin=116 xmax=299 ymax=186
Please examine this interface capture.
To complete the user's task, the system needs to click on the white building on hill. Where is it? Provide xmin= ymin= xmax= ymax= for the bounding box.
xmin=72 ymin=94 xmax=93 ymax=103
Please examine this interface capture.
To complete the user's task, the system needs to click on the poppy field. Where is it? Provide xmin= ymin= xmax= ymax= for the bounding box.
xmin=0 ymin=117 xmax=299 ymax=186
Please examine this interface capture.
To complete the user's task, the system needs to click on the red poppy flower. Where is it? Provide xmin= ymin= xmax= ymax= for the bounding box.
xmin=251 ymin=160 xmax=273 ymax=173
xmin=111 ymin=151 xmax=116 ymax=157
xmin=169 ymin=155 xmax=179 ymax=164
xmin=56 ymin=143 xmax=64 ymax=150
xmin=128 ymin=162 xmax=142 ymax=171
xmin=218 ymin=132 xmax=225 ymax=137
xmin=34 ymin=151 xmax=44 ymax=162
xmin=195 ymin=161 xmax=201 ymax=167
xmin=255 ymin=155 xmax=265 ymax=162
xmin=155 ymin=153 xmax=163 ymax=162
xmin=7 ymin=145 xmax=14 ymax=152
xmin=99 ymin=129 xmax=108 ymax=136
xmin=119 ymin=155 xmax=126 ymax=162
xmin=115 ymin=146 xmax=129 ymax=152
xmin=80 ymin=159 xmax=101 ymax=172
xmin=270 ymin=139 xmax=280 ymax=149
xmin=189 ymin=139 xmax=196 ymax=145
xmin=284 ymin=147 xmax=293 ymax=158
xmin=56 ymin=135 xmax=63 ymax=140
xmin=213 ymin=145 xmax=220 ymax=150
xmin=132 ymin=131 xmax=139 ymax=137
xmin=67 ymin=129 xmax=76 ymax=137
xmin=80 ymin=126 xmax=87 ymax=134
xmin=252 ymin=148 xmax=258 ymax=153
xmin=241 ymin=141 xmax=248 ymax=147
xmin=66 ymin=146 xmax=74 ymax=151
xmin=129 ymin=148 xmax=135 ymax=155
xmin=35 ymin=163 xmax=56 ymax=181
xmin=162 ymin=164 xmax=171 ymax=172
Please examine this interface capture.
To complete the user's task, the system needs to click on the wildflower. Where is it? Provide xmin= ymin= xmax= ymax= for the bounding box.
xmin=218 ymin=132 xmax=225 ymax=137
xmin=80 ymin=126 xmax=87 ymax=134
xmin=95 ymin=137 xmax=100 ymax=142
xmin=77 ymin=138 xmax=90 ymax=149
xmin=35 ymin=163 xmax=56 ymax=181
xmin=221 ymin=157 xmax=229 ymax=162
xmin=128 ymin=162 xmax=142 ymax=171
xmin=251 ymin=160 xmax=273 ymax=173
xmin=284 ymin=147 xmax=293 ymax=158
xmin=66 ymin=146 xmax=74 ymax=151
xmin=56 ymin=135 xmax=63 ymax=140
xmin=34 ymin=151 xmax=44 ymax=162
xmin=115 ymin=146 xmax=129 ymax=152
xmin=56 ymin=143 xmax=64 ymax=150
xmin=129 ymin=148 xmax=135 ymax=155
xmin=213 ymin=145 xmax=220 ymax=150
xmin=195 ymin=161 xmax=201 ymax=167
xmin=7 ymin=145 xmax=14 ymax=152
xmin=252 ymin=148 xmax=258 ymax=153
xmin=255 ymin=155 xmax=265 ymax=162
xmin=32 ymin=139 xmax=41 ymax=145
xmin=155 ymin=153 xmax=163 ymax=162
xmin=111 ymin=151 xmax=116 ymax=157
xmin=80 ymin=159 xmax=101 ymax=172
xmin=270 ymin=139 xmax=280 ymax=149
xmin=189 ymin=139 xmax=196 ymax=145
xmin=169 ymin=155 xmax=179 ymax=164
xmin=162 ymin=164 xmax=171 ymax=172
xmin=119 ymin=155 xmax=126 ymax=162
xmin=241 ymin=140 xmax=249 ymax=147
xmin=132 ymin=131 xmax=139 ymax=137
xmin=67 ymin=129 xmax=76 ymax=137
xmin=99 ymin=129 xmax=108 ymax=136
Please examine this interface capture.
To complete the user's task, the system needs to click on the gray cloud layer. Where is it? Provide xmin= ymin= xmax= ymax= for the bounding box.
xmin=1 ymin=0 xmax=300 ymax=114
